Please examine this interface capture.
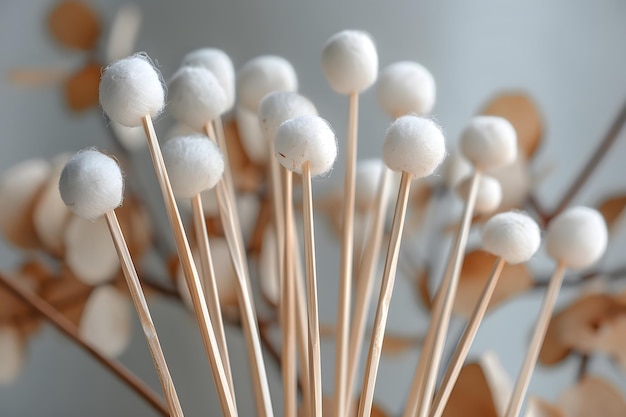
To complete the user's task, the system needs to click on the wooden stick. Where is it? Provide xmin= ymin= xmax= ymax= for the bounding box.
xmin=357 ymin=171 xmax=412 ymax=417
xmin=504 ymin=263 xmax=567 ymax=417
xmin=213 ymin=117 xmax=235 ymax=195
xmin=191 ymin=194 xmax=236 ymax=403
xmin=430 ymin=257 xmax=506 ymax=417
xmin=141 ymin=115 xmax=237 ymax=417
xmin=0 ymin=272 xmax=169 ymax=416
xmin=282 ymin=167 xmax=297 ymax=417
xmin=104 ymin=210 xmax=185 ymax=417
xmin=404 ymin=170 xmax=482 ymax=417
xmin=206 ymin=121 xmax=275 ymax=417
xmin=345 ymin=167 xmax=391 ymax=416
xmin=302 ymin=161 xmax=323 ymax=417
xmin=334 ymin=91 xmax=360 ymax=417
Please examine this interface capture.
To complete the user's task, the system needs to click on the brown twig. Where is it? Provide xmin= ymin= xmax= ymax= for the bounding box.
xmin=544 ymin=99 xmax=626 ymax=222
xmin=0 ymin=272 xmax=169 ymax=416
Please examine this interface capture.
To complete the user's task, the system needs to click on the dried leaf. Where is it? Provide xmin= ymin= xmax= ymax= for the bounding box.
xmin=480 ymin=92 xmax=543 ymax=159
xmin=0 ymin=158 xmax=50 ymax=249
xmin=64 ymin=62 xmax=102 ymax=111
xmin=524 ymin=397 xmax=565 ymax=417
xmin=48 ymin=1 xmax=100 ymax=50
xmin=116 ymin=195 xmax=152 ymax=264
xmin=0 ymin=326 xmax=25 ymax=384
xmin=597 ymin=193 xmax=626 ymax=231
xmin=558 ymin=375 xmax=626 ymax=417
xmin=79 ymin=285 xmax=131 ymax=357
xmin=442 ymin=362 xmax=499 ymax=417
xmin=222 ymin=118 xmax=265 ymax=192
xmin=539 ymin=294 xmax=626 ymax=365
xmin=453 ymin=250 xmax=533 ymax=318
xmin=381 ymin=333 xmax=421 ymax=355
xmin=39 ymin=268 xmax=92 ymax=326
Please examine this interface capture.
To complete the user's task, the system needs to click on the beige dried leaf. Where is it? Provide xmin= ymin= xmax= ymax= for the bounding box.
xmin=0 ymin=158 xmax=50 ymax=249
xmin=0 ymin=326 xmax=26 ymax=384
xmin=453 ymin=250 xmax=533 ymax=318
xmin=222 ymin=118 xmax=266 ymax=192
xmin=47 ymin=1 xmax=100 ymax=50
xmin=442 ymin=362 xmax=499 ymax=417
xmin=79 ymin=285 xmax=132 ymax=358
xmin=64 ymin=62 xmax=102 ymax=111
xmin=524 ymin=397 xmax=565 ymax=417
xmin=39 ymin=267 xmax=92 ymax=326
xmin=558 ymin=375 xmax=626 ymax=417
xmin=597 ymin=193 xmax=626 ymax=231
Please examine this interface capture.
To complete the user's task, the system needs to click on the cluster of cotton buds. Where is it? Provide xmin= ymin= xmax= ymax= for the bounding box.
xmin=55 ymin=28 xmax=608 ymax=417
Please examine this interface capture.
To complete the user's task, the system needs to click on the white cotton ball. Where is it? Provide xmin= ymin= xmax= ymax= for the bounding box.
xmin=162 ymin=135 xmax=224 ymax=199
xmin=59 ymin=149 xmax=124 ymax=220
xmin=382 ymin=115 xmax=446 ymax=179
xmin=237 ymin=55 xmax=298 ymax=112
xmin=182 ymin=48 xmax=236 ymax=110
xmin=442 ymin=151 xmax=473 ymax=190
xmin=258 ymin=91 xmax=318 ymax=142
xmin=99 ymin=54 xmax=165 ymax=127
xmin=168 ymin=66 xmax=228 ymax=131
xmin=456 ymin=174 xmax=502 ymax=214
xmin=274 ymin=115 xmax=337 ymax=176
xmin=236 ymin=106 xmax=267 ymax=164
xmin=321 ymin=30 xmax=378 ymax=94
xmin=481 ymin=211 xmax=541 ymax=264
xmin=355 ymin=159 xmax=391 ymax=210
xmin=376 ymin=61 xmax=436 ymax=118
xmin=459 ymin=116 xmax=518 ymax=171
xmin=546 ymin=206 xmax=608 ymax=270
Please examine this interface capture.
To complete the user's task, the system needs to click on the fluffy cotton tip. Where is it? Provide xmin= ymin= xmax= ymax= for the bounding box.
xmin=456 ymin=174 xmax=502 ymax=214
xmin=442 ymin=152 xmax=473 ymax=190
xmin=321 ymin=30 xmax=378 ymax=94
xmin=376 ymin=61 xmax=436 ymax=118
xmin=59 ymin=149 xmax=124 ymax=220
xmin=546 ymin=206 xmax=608 ymax=269
xmin=181 ymin=48 xmax=235 ymax=110
xmin=237 ymin=55 xmax=298 ymax=112
xmin=459 ymin=116 xmax=518 ymax=171
xmin=481 ymin=211 xmax=541 ymax=264
xmin=258 ymin=91 xmax=318 ymax=142
xmin=99 ymin=54 xmax=165 ymax=127
xmin=355 ymin=159 xmax=391 ymax=210
xmin=382 ymin=115 xmax=446 ymax=179
xmin=168 ymin=66 xmax=228 ymax=132
xmin=275 ymin=115 xmax=337 ymax=176
xmin=162 ymin=135 xmax=224 ymax=199
xmin=236 ymin=106 xmax=267 ymax=164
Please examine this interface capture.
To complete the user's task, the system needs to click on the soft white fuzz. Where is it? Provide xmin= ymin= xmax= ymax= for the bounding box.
xmin=355 ymin=158 xmax=390 ymax=210
xmin=456 ymin=174 xmax=502 ymax=214
xmin=236 ymin=55 xmax=298 ymax=112
xmin=321 ymin=30 xmax=378 ymax=94
xmin=59 ymin=149 xmax=124 ymax=220
xmin=546 ymin=206 xmax=608 ymax=269
xmin=99 ymin=54 xmax=165 ymax=127
xmin=236 ymin=106 xmax=267 ymax=164
xmin=481 ymin=211 xmax=541 ymax=264
xmin=182 ymin=48 xmax=236 ymax=110
xmin=274 ymin=115 xmax=337 ymax=176
xmin=442 ymin=152 xmax=472 ymax=190
xmin=162 ymin=135 xmax=224 ymax=199
xmin=168 ymin=66 xmax=228 ymax=131
xmin=376 ymin=61 xmax=436 ymax=118
xmin=258 ymin=91 xmax=318 ymax=142
xmin=382 ymin=115 xmax=446 ymax=179
xmin=460 ymin=116 xmax=517 ymax=171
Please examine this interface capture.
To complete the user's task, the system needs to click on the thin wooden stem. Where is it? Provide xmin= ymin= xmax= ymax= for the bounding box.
xmin=302 ymin=162 xmax=323 ymax=417
xmin=0 ymin=272 xmax=169 ymax=416
xmin=404 ymin=170 xmax=482 ymax=417
xmin=213 ymin=117 xmax=235 ymax=194
xmin=207 ymin=121 xmax=275 ymax=417
xmin=191 ymin=194 xmax=236 ymax=403
xmin=430 ymin=257 xmax=506 ymax=417
xmin=105 ymin=211 xmax=185 ymax=417
xmin=357 ymin=171 xmax=412 ymax=417
xmin=334 ymin=91 xmax=360 ymax=417
xmin=281 ymin=167 xmax=297 ymax=417
xmin=141 ymin=115 xmax=237 ymax=417
xmin=345 ymin=167 xmax=392 ymax=417
xmin=504 ymin=263 xmax=567 ymax=417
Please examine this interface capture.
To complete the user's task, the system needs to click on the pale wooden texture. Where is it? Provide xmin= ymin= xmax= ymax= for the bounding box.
xmin=334 ymin=92 xmax=360 ymax=417
xmin=431 ymin=257 xmax=506 ymax=417
xmin=206 ymin=121 xmax=275 ymax=417
xmin=302 ymin=162 xmax=323 ymax=417
xmin=191 ymin=194 xmax=236 ymax=401
xmin=357 ymin=171 xmax=412 ymax=417
xmin=345 ymin=167 xmax=392 ymax=417
xmin=504 ymin=263 xmax=567 ymax=417
xmin=141 ymin=115 xmax=237 ymax=417
xmin=105 ymin=211 xmax=185 ymax=417
xmin=404 ymin=171 xmax=482 ymax=417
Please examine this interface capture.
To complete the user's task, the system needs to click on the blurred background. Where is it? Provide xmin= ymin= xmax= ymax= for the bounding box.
xmin=1 ymin=0 xmax=626 ymax=415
